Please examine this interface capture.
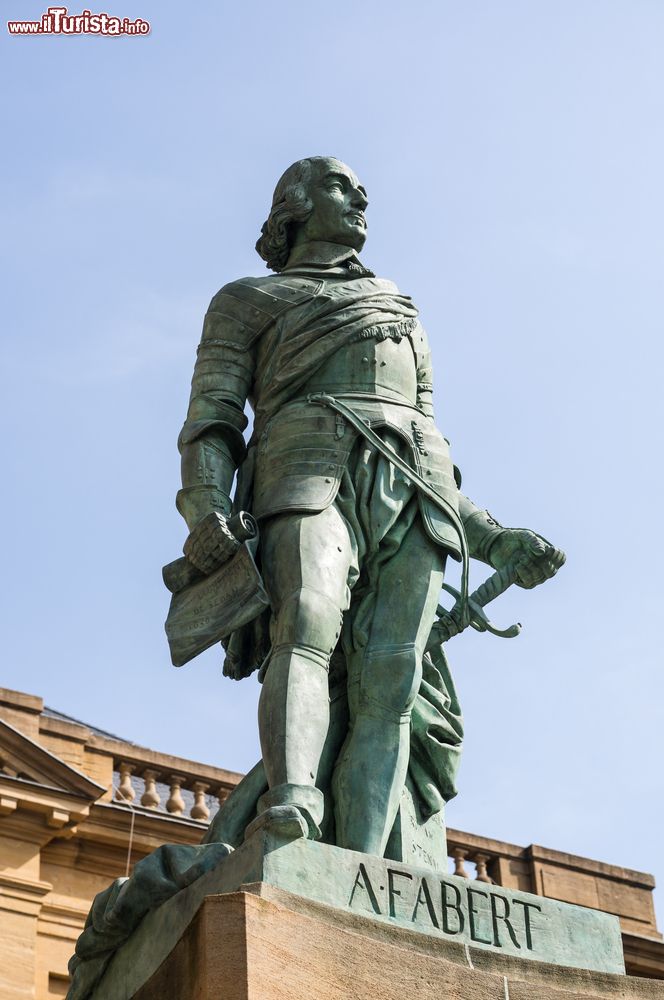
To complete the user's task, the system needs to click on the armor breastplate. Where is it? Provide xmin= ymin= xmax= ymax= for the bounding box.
xmin=300 ymin=334 xmax=418 ymax=404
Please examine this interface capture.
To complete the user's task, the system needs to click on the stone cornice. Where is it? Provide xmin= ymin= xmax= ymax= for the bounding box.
xmin=0 ymin=718 xmax=105 ymax=798
xmin=86 ymin=732 xmax=242 ymax=790
xmin=0 ymin=871 xmax=52 ymax=897
xmin=39 ymin=714 xmax=91 ymax=743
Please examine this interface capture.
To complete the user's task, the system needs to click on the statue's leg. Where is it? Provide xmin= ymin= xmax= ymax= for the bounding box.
xmin=316 ymin=654 xmax=350 ymax=844
xmin=333 ymin=517 xmax=444 ymax=856
xmin=253 ymin=506 xmax=353 ymax=839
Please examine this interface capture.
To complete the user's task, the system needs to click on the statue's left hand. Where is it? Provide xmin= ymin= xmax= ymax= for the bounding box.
xmin=489 ymin=530 xmax=565 ymax=589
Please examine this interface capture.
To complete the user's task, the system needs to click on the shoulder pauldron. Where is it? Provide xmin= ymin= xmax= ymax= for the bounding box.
xmin=203 ymin=275 xmax=323 ymax=351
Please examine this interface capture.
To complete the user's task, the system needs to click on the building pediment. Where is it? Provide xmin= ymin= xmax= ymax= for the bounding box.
xmin=0 ymin=718 xmax=105 ymax=833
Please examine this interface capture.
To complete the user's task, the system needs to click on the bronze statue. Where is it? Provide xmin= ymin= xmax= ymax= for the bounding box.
xmin=169 ymin=156 xmax=564 ymax=859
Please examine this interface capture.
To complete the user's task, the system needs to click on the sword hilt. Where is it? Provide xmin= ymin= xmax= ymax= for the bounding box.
xmin=470 ymin=564 xmax=519 ymax=609
xmin=428 ymin=564 xmax=522 ymax=649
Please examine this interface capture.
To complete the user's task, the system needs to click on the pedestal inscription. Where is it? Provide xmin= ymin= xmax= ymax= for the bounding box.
xmin=251 ymin=837 xmax=624 ymax=974
xmin=350 ymin=862 xmax=542 ymax=952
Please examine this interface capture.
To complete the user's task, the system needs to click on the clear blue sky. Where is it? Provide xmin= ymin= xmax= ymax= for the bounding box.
xmin=2 ymin=0 xmax=663 ymax=914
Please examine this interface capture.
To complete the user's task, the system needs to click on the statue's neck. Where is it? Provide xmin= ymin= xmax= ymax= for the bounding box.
xmin=284 ymin=240 xmax=358 ymax=269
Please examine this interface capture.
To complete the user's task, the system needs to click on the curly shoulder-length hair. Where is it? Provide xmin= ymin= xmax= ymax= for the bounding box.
xmin=256 ymin=157 xmax=332 ymax=272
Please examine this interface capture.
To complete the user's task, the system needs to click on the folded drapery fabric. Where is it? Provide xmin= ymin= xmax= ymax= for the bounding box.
xmin=67 ymin=842 xmax=232 ymax=1000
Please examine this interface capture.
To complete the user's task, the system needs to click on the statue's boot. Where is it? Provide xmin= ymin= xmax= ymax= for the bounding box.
xmin=316 ymin=668 xmax=350 ymax=843
xmin=332 ymin=714 xmax=410 ymax=855
xmin=332 ymin=644 xmax=420 ymax=856
xmin=254 ymin=642 xmax=330 ymax=840
xmin=208 ymin=669 xmax=348 ymax=849
xmin=244 ymin=783 xmax=323 ymax=841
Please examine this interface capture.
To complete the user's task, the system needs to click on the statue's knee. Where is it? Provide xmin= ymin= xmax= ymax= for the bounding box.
xmin=272 ymin=587 xmax=343 ymax=656
xmin=358 ymin=644 xmax=422 ymax=723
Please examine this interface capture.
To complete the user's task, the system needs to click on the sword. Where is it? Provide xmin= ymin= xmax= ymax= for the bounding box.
xmin=426 ymin=544 xmax=565 ymax=650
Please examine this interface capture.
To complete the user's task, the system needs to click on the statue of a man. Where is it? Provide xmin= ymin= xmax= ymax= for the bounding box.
xmin=176 ymin=156 xmax=562 ymax=858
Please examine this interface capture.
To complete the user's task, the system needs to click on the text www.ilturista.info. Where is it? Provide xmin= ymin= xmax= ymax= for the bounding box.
xmin=7 ymin=7 xmax=150 ymax=35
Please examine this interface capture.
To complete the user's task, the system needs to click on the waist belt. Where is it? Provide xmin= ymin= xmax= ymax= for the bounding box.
xmin=307 ymin=391 xmax=469 ymax=619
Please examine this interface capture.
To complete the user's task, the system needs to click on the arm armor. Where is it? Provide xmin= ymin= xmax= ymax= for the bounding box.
xmin=458 ymin=494 xmax=506 ymax=565
xmin=177 ymin=282 xmax=262 ymax=531
xmin=177 ymin=274 xmax=327 ymax=530
xmin=412 ymin=322 xmax=435 ymax=418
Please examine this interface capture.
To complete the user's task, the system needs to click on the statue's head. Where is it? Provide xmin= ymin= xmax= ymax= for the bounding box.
xmin=256 ymin=156 xmax=368 ymax=271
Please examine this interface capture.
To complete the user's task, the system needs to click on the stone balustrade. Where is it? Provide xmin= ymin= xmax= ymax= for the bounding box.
xmin=447 ymin=827 xmax=540 ymax=890
xmin=448 ymin=843 xmax=495 ymax=883
xmin=111 ymin=752 xmax=235 ymax=823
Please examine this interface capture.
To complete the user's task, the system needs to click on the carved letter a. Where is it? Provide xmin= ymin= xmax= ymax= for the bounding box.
xmin=349 ymin=863 xmax=382 ymax=915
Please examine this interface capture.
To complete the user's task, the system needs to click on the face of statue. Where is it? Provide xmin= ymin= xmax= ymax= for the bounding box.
xmin=298 ymin=158 xmax=368 ymax=251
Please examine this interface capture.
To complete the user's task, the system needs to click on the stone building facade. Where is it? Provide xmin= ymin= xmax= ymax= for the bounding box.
xmin=0 ymin=685 xmax=661 ymax=999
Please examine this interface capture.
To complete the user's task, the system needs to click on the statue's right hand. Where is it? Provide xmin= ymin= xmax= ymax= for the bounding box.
xmin=183 ymin=511 xmax=240 ymax=575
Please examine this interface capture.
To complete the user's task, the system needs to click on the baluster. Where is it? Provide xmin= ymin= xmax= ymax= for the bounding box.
xmin=141 ymin=769 xmax=161 ymax=809
xmin=474 ymin=853 xmax=493 ymax=883
xmin=191 ymin=781 xmax=210 ymax=821
xmin=452 ymin=847 xmax=470 ymax=878
xmin=217 ymin=787 xmax=230 ymax=808
xmin=116 ymin=762 xmax=135 ymax=803
xmin=166 ymin=776 xmax=186 ymax=816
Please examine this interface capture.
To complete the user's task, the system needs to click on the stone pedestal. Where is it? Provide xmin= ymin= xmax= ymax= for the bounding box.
xmin=91 ymin=834 xmax=661 ymax=999
xmin=132 ymin=886 xmax=662 ymax=1000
